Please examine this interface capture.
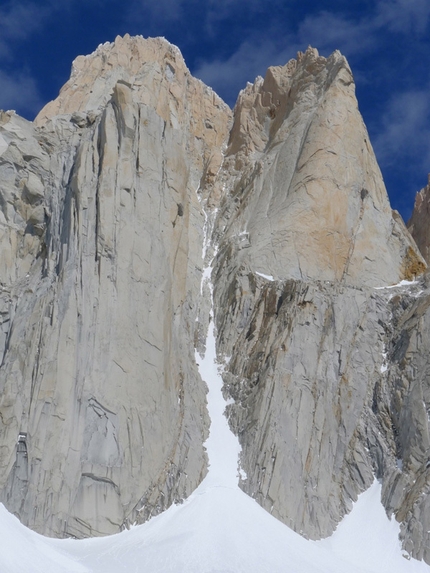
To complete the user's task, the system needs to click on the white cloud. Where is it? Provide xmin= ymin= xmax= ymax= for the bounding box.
xmin=0 ymin=2 xmax=50 ymax=57
xmin=193 ymin=38 xmax=298 ymax=107
xmin=294 ymin=0 xmax=430 ymax=59
xmin=0 ymin=3 xmax=50 ymax=117
xmin=0 ymin=0 xmax=103 ymax=58
xmin=0 ymin=70 xmax=43 ymax=118
xmin=194 ymin=11 xmax=369 ymax=106
xmin=375 ymin=0 xmax=430 ymax=35
xmin=373 ymin=89 xmax=430 ymax=170
xmin=296 ymin=11 xmax=377 ymax=57
xmin=193 ymin=0 xmax=430 ymax=107
xmin=125 ymin=0 xmax=291 ymax=30
xmin=193 ymin=8 xmax=377 ymax=106
xmin=0 ymin=0 xmax=85 ymax=116
xmin=204 ymin=0 xmax=288 ymax=29
xmin=125 ymin=0 xmax=184 ymax=24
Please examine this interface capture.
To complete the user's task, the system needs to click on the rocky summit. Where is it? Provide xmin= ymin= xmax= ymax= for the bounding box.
xmin=1 ymin=34 xmax=430 ymax=564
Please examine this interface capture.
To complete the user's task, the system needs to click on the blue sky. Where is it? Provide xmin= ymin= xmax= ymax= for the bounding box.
xmin=1 ymin=0 xmax=430 ymax=221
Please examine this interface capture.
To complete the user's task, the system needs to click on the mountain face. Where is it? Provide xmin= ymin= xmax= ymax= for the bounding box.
xmin=0 ymin=35 xmax=230 ymax=538
xmin=409 ymin=177 xmax=430 ymax=265
xmin=1 ymin=34 xmax=430 ymax=564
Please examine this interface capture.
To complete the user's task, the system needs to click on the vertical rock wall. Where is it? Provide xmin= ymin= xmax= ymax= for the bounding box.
xmin=408 ymin=176 xmax=430 ymax=264
xmin=211 ymin=46 xmax=429 ymax=558
xmin=0 ymin=36 xmax=231 ymax=537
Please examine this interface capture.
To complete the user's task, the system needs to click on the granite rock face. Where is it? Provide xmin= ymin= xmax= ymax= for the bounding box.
xmin=0 ymin=35 xmax=231 ymax=537
xmin=378 ymin=276 xmax=430 ymax=563
xmin=210 ymin=46 xmax=427 ymax=548
xmin=1 ymin=34 xmax=430 ymax=565
xmin=213 ymin=48 xmax=423 ymax=288
xmin=408 ymin=175 xmax=430 ymax=264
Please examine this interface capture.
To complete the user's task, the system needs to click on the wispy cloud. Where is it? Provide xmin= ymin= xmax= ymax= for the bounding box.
xmin=0 ymin=2 xmax=54 ymax=118
xmin=0 ymin=2 xmax=51 ymax=57
xmin=295 ymin=0 xmax=430 ymax=58
xmin=0 ymin=69 xmax=43 ymax=117
xmin=193 ymin=9 xmax=371 ymax=105
xmin=193 ymin=36 xmax=304 ymax=108
xmin=0 ymin=0 xmax=94 ymax=117
xmin=203 ymin=0 xmax=288 ymax=32
xmin=0 ymin=0 xmax=105 ymax=52
xmin=375 ymin=0 xmax=430 ymax=35
xmin=124 ymin=0 xmax=184 ymax=25
xmin=194 ymin=0 xmax=430 ymax=95
xmin=125 ymin=0 xmax=287 ymax=26
xmin=296 ymin=11 xmax=377 ymax=57
xmin=373 ymin=88 xmax=430 ymax=169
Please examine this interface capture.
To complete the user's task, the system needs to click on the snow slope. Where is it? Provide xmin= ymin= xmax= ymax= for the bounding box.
xmin=1 ymin=260 xmax=430 ymax=572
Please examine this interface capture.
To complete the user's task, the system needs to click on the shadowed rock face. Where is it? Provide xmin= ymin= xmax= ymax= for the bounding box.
xmin=408 ymin=176 xmax=430 ymax=264
xmin=1 ymin=34 xmax=430 ymax=565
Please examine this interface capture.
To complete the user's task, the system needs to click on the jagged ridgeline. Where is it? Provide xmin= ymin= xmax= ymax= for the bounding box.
xmin=1 ymin=34 xmax=430 ymax=564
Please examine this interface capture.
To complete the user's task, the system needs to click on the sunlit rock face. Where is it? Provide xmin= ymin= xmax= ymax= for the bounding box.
xmin=210 ymin=45 xmax=428 ymax=548
xmin=0 ymin=35 xmax=230 ymax=538
xmin=213 ymin=47 xmax=423 ymax=288
xmin=1 ymin=34 xmax=430 ymax=565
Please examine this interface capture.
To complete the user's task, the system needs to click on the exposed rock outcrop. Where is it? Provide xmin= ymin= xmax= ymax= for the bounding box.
xmin=1 ymin=34 xmax=430 ymax=567
xmin=378 ymin=275 xmax=430 ymax=563
xmin=213 ymin=48 xmax=423 ymax=288
xmin=408 ymin=175 xmax=430 ymax=264
xmin=0 ymin=35 xmax=231 ymax=537
xmin=210 ymin=46 xmax=427 ymax=545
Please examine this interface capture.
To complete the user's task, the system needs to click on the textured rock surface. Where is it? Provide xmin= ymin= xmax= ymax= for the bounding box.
xmin=1 ymin=34 xmax=430 ymax=567
xmin=213 ymin=48 xmax=424 ymax=289
xmin=408 ymin=175 xmax=430 ymax=264
xmin=377 ymin=275 xmax=430 ymax=563
xmin=210 ymin=46 xmax=428 ymax=554
xmin=214 ymin=275 xmax=382 ymax=538
xmin=213 ymin=268 xmax=430 ymax=554
xmin=0 ymin=35 xmax=231 ymax=537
